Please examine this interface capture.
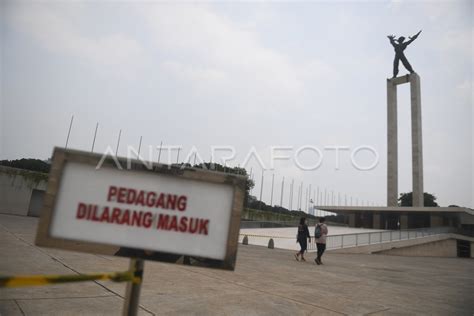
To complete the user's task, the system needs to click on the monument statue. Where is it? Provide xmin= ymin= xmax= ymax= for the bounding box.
xmin=387 ymin=30 xmax=422 ymax=78
xmin=386 ymin=31 xmax=424 ymax=207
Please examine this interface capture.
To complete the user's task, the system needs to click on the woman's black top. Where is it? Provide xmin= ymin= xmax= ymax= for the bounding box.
xmin=297 ymin=224 xmax=310 ymax=242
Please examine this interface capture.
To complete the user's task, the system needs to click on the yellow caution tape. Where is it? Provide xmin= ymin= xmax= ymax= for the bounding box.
xmin=0 ymin=270 xmax=141 ymax=288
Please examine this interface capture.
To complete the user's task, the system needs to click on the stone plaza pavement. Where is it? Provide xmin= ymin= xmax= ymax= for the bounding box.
xmin=1 ymin=214 xmax=473 ymax=315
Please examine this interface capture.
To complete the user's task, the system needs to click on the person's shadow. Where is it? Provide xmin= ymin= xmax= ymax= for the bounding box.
xmin=114 ymin=247 xmax=220 ymax=267
xmin=115 ymin=247 xmax=182 ymax=263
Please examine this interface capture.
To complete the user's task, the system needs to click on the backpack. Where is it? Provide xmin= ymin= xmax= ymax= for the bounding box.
xmin=314 ymin=224 xmax=322 ymax=239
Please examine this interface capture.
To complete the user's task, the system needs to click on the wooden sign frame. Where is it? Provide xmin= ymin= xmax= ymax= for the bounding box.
xmin=36 ymin=147 xmax=246 ymax=270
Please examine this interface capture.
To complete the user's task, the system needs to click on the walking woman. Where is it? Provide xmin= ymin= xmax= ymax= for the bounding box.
xmin=295 ymin=217 xmax=311 ymax=261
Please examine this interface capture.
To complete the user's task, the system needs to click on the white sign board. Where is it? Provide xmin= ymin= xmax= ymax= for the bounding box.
xmin=36 ymin=148 xmax=246 ymax=270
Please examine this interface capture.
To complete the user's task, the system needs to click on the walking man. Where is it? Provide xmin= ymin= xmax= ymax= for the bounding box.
xmin=387 ymin=30 xmax=421 ymax=78
xmin=314 ymin=217 xmax=328 ymax=265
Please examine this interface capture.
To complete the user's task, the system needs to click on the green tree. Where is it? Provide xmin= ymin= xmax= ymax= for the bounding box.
xmin=191 ymin=162 xmax=254 ymax=206
xmin=0 ymin=158 xmax=50 ymax=173
xmin=398 ymin=192 xmax=438 ymax=206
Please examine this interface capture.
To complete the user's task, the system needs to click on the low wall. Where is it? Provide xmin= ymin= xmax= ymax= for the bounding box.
xmin=376 ymin=239 xmax=457 ymax=257
xmin=0 ymin=166 xmax=48 ymax=216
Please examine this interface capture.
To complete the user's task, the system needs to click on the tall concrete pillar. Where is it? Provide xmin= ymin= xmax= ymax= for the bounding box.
xmin=386 ymin=73 xmax=424 ymax=207
xmin=387 ymin=79 xmax=398 ymax=206
xmin=410 ymin=74 xmax=424 ymax=206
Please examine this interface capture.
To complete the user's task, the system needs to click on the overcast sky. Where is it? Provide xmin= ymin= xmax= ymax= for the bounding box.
xmin=1 ymin=1 xmax=472 ymax=208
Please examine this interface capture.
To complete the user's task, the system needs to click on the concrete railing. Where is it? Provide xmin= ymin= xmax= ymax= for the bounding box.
xmin=308 ymin=227 xmax=455 ymax=251
xmin=239 ymin=227 xmax=456 ymax=250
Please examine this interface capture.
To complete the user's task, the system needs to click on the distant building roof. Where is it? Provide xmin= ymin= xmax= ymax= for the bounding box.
xmin=315 ymin=206 xmax=471 ymax=214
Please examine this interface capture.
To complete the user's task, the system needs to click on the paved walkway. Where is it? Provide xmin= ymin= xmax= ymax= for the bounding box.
xmin=1 ymin=214 xmax=473 ymax=315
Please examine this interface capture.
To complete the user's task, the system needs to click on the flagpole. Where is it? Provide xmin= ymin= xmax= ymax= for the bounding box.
xmin=65 ymin=115 xmax=74 ymax=149
xmin=289 ymin=179 xmax=295 ymax=211
xmin=137 ymin=136 xmax=143 ymax=158
xmin=308 ymin=184 xmax=312 ymax=213
xmin=270 ymin=174 xmax=275 ymax=206
xmin=115 ymin=129 xmax=122 ymax=156
xmin=91 ymin=122 xmax=99 ymax=152
xmin=280 ymin=176 xmax=285 ymax=207
xmin=157 ymin=141 xmax=163 ymax=164
xmin=304 ymin=188 xmax=308 ymax=213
